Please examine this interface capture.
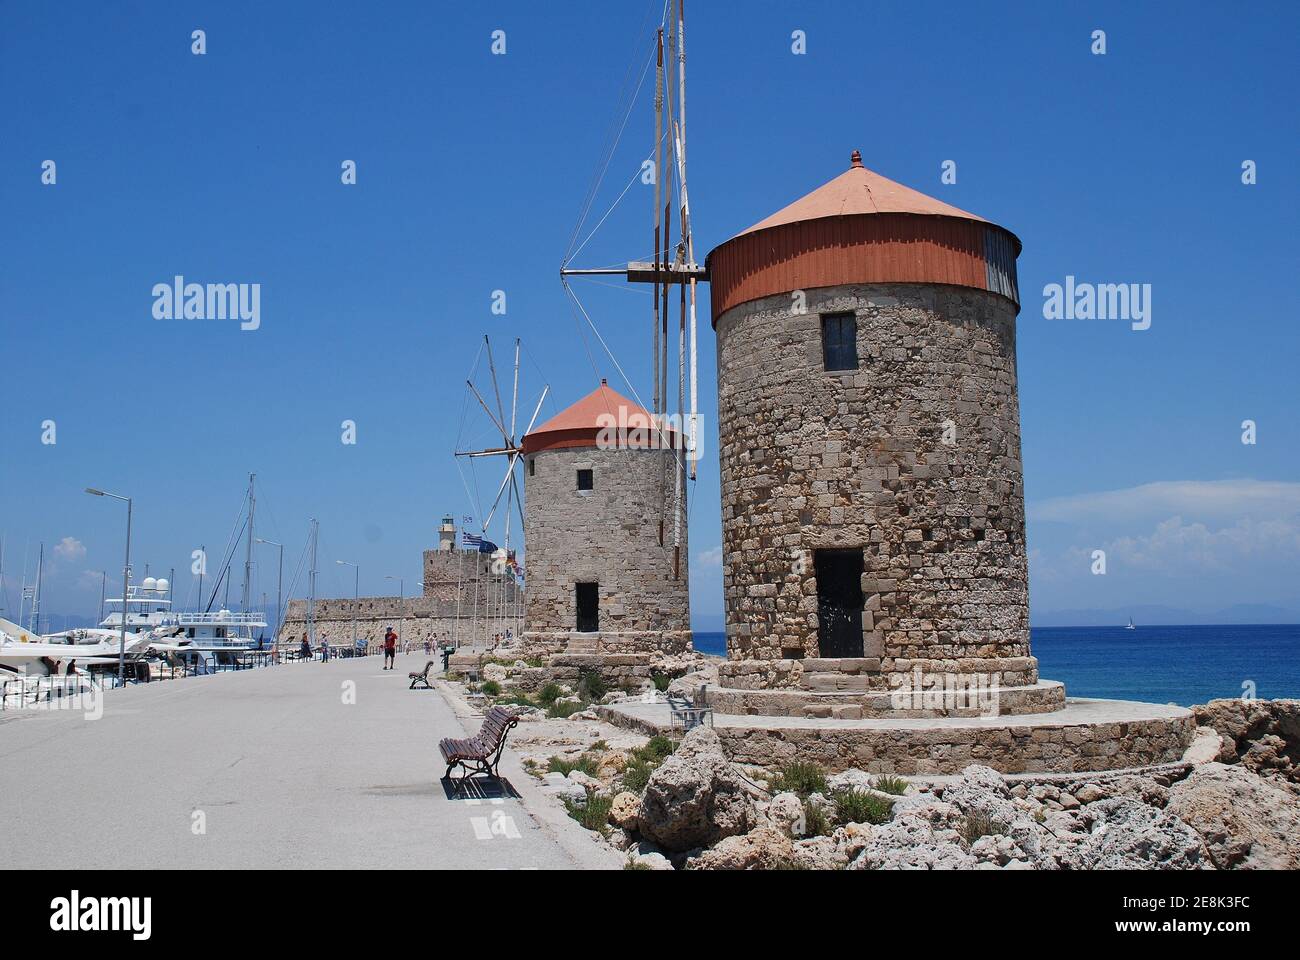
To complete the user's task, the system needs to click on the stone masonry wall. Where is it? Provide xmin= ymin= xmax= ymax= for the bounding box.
xmin=715 ymin=282 xmax=1030 ymax=675
xmin=421 ymin=548 xmax=521 ymax=608
xmin=278 ymin=547 xmax=520 ymax=649
xmin=523 ymin=445 xmax=690 ymax=655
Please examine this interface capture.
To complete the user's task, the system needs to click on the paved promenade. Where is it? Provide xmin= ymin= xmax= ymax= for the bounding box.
xmin=0 ymin=654 xmax=619 ymax=869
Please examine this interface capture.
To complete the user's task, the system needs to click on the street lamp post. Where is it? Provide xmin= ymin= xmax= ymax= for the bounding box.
xmin=85 ymin=487 xmax=131 ymax=684
xmin=385 ymin=575 xmax=404 ymax=650
xmin=256 ymin=538 xmax=283 ymax=647
xmin=336 ymin=560 xmax=358 ymax=650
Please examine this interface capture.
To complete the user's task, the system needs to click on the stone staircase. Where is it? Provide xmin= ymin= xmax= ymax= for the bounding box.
xmin=565 ymin=635 xmax=601 ymax=655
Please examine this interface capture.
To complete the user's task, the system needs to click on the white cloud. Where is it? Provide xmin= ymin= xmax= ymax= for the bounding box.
xmin=1106 ymin=515 xmax=1300 ymax=573
xmin=1029 ymin=479 xmax=1300 ymax=525
xmin=76 ymin=569 xmax=105 ymax=591
xmin=1027 ymin=477 xmax=1300 ymax=610
xmin=695 ymin=546 xmax=723 ymax=568
xmin=53 ymin=537 xmax=87 ymax=564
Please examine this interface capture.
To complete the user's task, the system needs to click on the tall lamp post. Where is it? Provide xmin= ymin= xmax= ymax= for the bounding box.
xmin=256 ymin=538 xmax=283 ymax=647
xmin=336 ymin=560 xmax=359 ymax=650
xmin=385 ymin=575 xmax=404 ymax=649
xmin=85 ymin=487 xmax=131 ymax=684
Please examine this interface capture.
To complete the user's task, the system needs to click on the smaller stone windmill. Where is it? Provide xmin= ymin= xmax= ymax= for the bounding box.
xmin=519 ymin=379 xmax=691 ymax=661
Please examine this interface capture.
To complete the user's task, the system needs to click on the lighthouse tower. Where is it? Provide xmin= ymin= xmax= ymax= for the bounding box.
xmin=521 ymin=380 xmax=691 ymax=657
xmin=706 ymin=151 xmax=1034 ymax=696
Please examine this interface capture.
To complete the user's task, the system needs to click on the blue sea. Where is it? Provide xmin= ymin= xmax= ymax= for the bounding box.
xmin=690 ymin=624 xmax=1300 ymax=706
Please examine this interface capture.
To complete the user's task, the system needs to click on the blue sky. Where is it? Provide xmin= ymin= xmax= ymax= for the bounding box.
xmin=2 ymin=1 xmax=1297 ymax=629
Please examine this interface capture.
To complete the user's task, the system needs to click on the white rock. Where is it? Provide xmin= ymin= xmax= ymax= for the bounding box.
xmin=767 ymin=792 xmax=807 ymax=838
xmin=633 ymin=852 xmax=674 ymax=870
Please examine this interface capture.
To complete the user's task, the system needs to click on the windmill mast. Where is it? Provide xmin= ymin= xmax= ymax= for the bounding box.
xmin=558 ymin=1 xmax=703 ymax=577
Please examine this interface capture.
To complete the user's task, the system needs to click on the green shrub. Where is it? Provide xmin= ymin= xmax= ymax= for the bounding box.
xmin=546 ymin=699 xmax=583 ymax=719
xmin=494 ymin=694 xmax=533 ymax=708
xmin=622 ymin=759 xmax=655 ymax=793
xmin=634 ymin=735 xmax=676 ymax=763
xmin=564 ymin=792 xmax=614 ymax=834
xmin=873 ymin=774 xmax=909 ymax=796
xmin=832 ymin=787 xmax=893 ymax=825
xmin=547 ymin=753 xmax=599 ymax=777
xmin=590 ymin=739 xmax=609 ymax=752
xmin=802 ymin=799 xmax=833 ymax=837
xmin=480 ymin=680 xmax=501 ymax=696
xmin=771 ymin=761 xmax=828 ymax=798
xmin=576 ymin=670 xmax=608 ymax=701
xmin=537 ymin=682 xmax=564 ymax=706
xmin=651 ymin=671 xmax=671 ymax=692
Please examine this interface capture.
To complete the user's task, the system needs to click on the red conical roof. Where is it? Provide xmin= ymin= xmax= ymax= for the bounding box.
xmin=706 ymin=150 xmax=1023 ymax=319
xmin=522 ymin=380 xmax=678 ymax=455
xmin=732 ymin=149 xmax=989 ymax=238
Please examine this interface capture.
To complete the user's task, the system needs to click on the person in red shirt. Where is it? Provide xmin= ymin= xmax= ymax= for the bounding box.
xmin=383 ymin=627 xmax=397 ymax=670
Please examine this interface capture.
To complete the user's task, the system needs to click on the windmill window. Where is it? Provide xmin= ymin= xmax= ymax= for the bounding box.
xmin=577 ymin=468 xmax=594 ymax=491
xmin=528 ymin=458 xmax=535 ymax=477
xmin=821 ymin=312 xmax=859 ymax=372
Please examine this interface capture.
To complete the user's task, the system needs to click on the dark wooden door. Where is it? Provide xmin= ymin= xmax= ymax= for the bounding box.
xmin=575 ymin=582 xmax=599 ymax=633
xmin=814 ymin=549 xmax=864 ymax=657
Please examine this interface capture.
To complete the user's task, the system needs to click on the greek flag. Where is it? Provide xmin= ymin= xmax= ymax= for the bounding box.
xmin=461 ymin=532 xmax=497 ymax=553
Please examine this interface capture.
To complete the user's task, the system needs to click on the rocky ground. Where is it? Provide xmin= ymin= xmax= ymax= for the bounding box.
xmin=450 ymin=656 xmax=1300 ymax=870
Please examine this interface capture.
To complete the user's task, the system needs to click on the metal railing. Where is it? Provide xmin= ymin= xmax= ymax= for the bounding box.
xmin=177 ymin=612 xmax=267 ymax=626
xmin=1 ymin=674 xmax=102 ymax=710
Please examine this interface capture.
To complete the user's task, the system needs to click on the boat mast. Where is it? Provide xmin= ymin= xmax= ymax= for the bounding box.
xmin=241 ymin=473 xmax=256 ymax=614
xmin=307 ymin=518 xmax=318 ymax=646
xmin=30 ymin=542 xmax=44 ymax=634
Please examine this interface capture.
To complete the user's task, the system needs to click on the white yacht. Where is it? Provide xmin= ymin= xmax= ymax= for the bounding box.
xmin=158 ymin=608 xmax=269 ymax=664
xmin=92 ymin=577 xmax=180 ymax=638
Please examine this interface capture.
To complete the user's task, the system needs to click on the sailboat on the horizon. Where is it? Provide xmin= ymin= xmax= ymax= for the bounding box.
xmin=1125 ymin=616 xmax=1136 ymax=630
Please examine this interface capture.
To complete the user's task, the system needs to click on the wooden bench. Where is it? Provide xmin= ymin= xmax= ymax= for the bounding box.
xmin=439 ymin=706 xmax=520 ymax=794
xmin=408 ymin=660 xmax=436 ymax=690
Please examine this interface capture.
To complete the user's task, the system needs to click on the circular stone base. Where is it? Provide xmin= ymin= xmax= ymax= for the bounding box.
xmin=596 ymin=695 xmax=1196 ymax=776
xmin=717 ymin=655 xmax=1041 ymax=692
xmin=704 ymin=679 xmax=1066 ymax=719
xmin=522 ymin=630 xmax=692 ymax=658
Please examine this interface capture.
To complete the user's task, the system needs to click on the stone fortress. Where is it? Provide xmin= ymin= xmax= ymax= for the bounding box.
xmin=279 ymin=517 xmax=521 ymax=651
